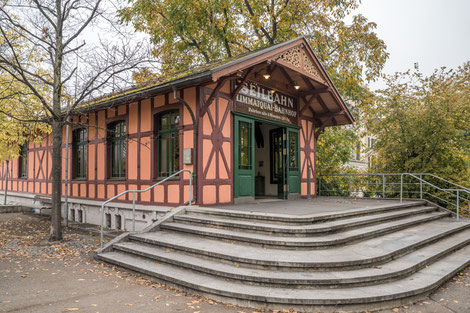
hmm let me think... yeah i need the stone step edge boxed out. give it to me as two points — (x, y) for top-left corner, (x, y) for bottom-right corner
(186, 201), (428, 223)
(160, 212), (450, 247)
(174, 206), (438, 234)
(128, 223), (470, 268)
(112, 233), (470, 286)
(96, 245), (470, 305)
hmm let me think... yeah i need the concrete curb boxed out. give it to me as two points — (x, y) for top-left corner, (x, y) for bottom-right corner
(0, 205), (32, 214)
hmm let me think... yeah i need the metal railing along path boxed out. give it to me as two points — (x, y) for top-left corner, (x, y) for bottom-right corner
(318, 173), (470, 221)
(100, 169), (193, 247)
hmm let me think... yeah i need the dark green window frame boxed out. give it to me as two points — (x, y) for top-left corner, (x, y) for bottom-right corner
(238, 121), (252, 170)
(108, 120), (126, 179)
(156, 110), (180, 178)
(73, 128), (87, 179)
(19, 144), (28, 178)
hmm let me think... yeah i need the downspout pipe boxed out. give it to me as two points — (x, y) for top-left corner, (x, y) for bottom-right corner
(172, 86), (197, 205)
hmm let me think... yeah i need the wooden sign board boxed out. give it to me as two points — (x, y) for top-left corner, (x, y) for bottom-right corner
(234, 81), (298, 125)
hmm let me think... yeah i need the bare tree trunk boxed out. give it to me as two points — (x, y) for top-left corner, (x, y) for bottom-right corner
(50, 120), (63, 241)
(3, 159), (8, 205)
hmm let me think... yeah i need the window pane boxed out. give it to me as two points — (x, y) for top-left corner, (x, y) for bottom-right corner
(172, 133), (179, 173)
(289, 132), (298, 170)
(73, 128), (87, 178)
(109, 121), (126, 178)
(239, 122), (251, 169)
(156, 110), (180, 178)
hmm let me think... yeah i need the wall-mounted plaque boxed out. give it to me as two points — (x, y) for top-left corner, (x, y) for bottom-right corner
(234, 81), (298, 125)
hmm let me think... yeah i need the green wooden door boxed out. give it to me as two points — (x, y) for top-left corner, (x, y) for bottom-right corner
(234, 116), (255, 199)
(287, 128), (301, 196)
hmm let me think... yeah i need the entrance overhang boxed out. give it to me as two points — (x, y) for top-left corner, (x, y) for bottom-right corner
(208, 37), (355, 132)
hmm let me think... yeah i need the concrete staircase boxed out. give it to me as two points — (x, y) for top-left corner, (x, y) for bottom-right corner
(95, 200), (470, 312)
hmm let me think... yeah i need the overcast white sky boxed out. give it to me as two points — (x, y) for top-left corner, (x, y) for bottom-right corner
(350, 0), (470, 89)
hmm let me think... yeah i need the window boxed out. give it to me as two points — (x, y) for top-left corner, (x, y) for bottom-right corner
(355, 143), (361, 161)
(239, 121), (252, 170)
(108, 121), (126, 179)
(73, 128), (87, 179)
(288, 131), (298, 171)
(19, 144), (28, 178)
(156, 110), (180, 178)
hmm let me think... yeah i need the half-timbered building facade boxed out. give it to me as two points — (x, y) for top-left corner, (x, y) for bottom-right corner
(0, 37), (354, 229)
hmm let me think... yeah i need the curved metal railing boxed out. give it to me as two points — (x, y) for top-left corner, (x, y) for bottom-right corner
(318, 173), (470, 220)
(100, 169), (193, 247)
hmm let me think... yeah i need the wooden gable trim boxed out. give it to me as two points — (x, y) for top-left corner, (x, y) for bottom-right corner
(271, 45), (328, 86)
(210, 39), (303, 81)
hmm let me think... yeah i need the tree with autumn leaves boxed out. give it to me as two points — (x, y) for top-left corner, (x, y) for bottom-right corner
(361, 63), (470, 187)
(0, 0), (150, 241)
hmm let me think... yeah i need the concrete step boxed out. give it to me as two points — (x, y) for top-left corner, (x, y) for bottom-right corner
(130, 218), (470, 269)
(113, 228), (470, 287)
(174, 206), (438, 236)
(160, 211), (450, 248)
(97, 243), (470, 309)
(185, 200), (427, 224)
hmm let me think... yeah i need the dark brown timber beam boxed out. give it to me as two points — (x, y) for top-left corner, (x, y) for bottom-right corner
(231, 67), (255, 100)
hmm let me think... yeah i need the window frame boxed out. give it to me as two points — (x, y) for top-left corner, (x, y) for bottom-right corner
(155, 109), (181, 179)
(72, 127), (88, 179)
(238, 121), (252, 170)
(107, 120), (127, 179)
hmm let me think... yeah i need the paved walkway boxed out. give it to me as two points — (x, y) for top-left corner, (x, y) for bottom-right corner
(1, 213), (469, 313)
(210, 197), (412, 215)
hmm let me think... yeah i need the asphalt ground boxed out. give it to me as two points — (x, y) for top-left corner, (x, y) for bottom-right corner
(1, 213), (469, 313)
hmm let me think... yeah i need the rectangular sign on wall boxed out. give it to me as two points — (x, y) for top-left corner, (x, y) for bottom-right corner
(234, 81), (298, 125)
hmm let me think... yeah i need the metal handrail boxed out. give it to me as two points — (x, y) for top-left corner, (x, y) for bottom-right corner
(418, 173), (470, 193)
(318, 172), (469, 221)
(320, 172), (470, 193)
(100, 169), (193, 247)
(400, 173), (469, 220)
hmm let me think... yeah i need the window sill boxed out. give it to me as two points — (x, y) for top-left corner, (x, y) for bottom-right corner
(107, 177), (126, 181)
(153, 175), (180, 181)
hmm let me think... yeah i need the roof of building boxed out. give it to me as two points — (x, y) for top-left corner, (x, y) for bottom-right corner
(76, 37), (354, 126)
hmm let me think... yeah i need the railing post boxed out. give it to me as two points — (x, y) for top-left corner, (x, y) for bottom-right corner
(100, 204), (105, 247)
(419, 174), (423, 200)
(456, 190), (460, 221)
(349, 175), (352, 197)
(132, 191), (136, 231)
(400, 174), (403, 202)
(382, 175), (385, 198)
